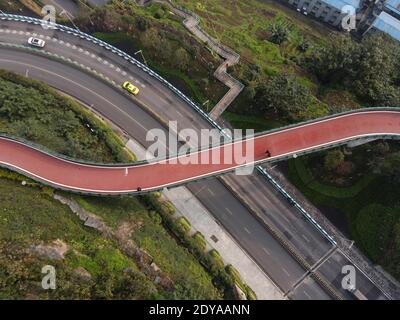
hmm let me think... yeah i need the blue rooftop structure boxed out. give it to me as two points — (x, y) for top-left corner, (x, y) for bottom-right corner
(323, 0), (361, 11)
(385, 0), (400, 16)
(373, 11), (400, 41)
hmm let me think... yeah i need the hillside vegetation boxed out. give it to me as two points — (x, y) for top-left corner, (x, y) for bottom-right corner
(0, 71), (225, 299)
(0, 70), (133, 163)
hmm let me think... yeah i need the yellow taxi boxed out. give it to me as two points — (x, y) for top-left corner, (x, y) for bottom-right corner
(122, 81), (140, 95)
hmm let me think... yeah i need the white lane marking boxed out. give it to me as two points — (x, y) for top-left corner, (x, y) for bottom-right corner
(282, 267), (290, 277)
(302, 234), (310, 243)
(262, 247), (270, 255)
(303, 290), (312, 299)
(225, 207), (233, 216)
(244, 227), (251, 234)
(176, 110), (183, 117)
(208, 188), (215, 196)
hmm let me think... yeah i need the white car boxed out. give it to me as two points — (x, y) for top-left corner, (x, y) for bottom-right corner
(28, 37), (46, 48)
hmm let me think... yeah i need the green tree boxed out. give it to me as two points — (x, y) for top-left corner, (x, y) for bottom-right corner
(267, 22), (290, 45)
(174, 47), (191, 72)
(369, 151), (400, 184)
(254, 73), (312, 120)
(324, 149), (345, 171)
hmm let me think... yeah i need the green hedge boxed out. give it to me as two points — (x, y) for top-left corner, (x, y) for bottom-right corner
(209, 249), (225, 268)
(226, 265), (257, 300)
(141, 194), (236, 297)
(193, 232), (207, 250)
(178, 217), (191, 233)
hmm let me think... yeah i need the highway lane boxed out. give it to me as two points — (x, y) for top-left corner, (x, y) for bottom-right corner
(0, 20), (215, 141)
(0, 47), (330, 298)
(188, 179), (308, 293)
(222, 172), (332, 264)
(316, 250), (388, 300)
(0, 19), (392, 299)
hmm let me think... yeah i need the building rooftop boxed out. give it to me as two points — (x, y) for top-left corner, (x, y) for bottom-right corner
(373, 11), (400, 41)
(323, 0), (361, 11)
(385, 0), (400, 16)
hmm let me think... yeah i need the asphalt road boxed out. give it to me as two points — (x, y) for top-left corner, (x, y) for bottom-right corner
(0, 19), (391, 299)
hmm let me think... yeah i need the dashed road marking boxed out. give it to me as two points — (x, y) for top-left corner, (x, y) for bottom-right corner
(244, 227), (251, 234)
(303, 290), (312, 299)
(282, 267), (291, 277)
(262, 247), (270, 255)
(225, 207), (233, 216)
(302, 234), (310, 243)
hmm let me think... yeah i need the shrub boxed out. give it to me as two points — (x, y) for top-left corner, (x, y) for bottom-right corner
(178, 216), (191, 233)
(141, 194), (238, 297)
(209, 249), (225, 268)
(193, 232), (207, 250)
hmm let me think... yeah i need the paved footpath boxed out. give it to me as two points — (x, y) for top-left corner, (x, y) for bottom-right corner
(126, 139), (285, 300)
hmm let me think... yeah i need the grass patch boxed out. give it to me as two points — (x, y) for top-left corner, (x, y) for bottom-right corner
(71, 194), (221, 299)
(223, 111), (283, 132)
